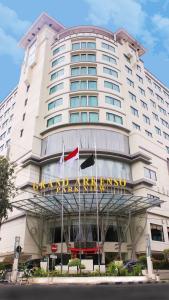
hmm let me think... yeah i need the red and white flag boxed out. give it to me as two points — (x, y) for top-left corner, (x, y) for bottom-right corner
(64, 147), (79, 163)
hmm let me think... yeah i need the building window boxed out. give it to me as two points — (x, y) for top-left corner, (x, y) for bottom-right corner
(24, 99), (28, 106)
(129, 92), (136, 102)
(138, 86), (145, 96)
(163, 132), (169, 140)
(155, 126), (161, 135)
(150, 224), (164, 242)
(105, 96), (121, 108)
(71, 66), (96, 76)
(101, 42), (115, 52)
(103, 67), (118, 78)
(20, 129), (24, 137)
(144, 167), (157, 181)
(156, 94), (164, 104)
(146, 76), (151, 84)
(148, 87), (154, 96)
(48, 98), (63, 110)
(5, 139), (10, 148)
(158, 105), (167, 115)
(70, 111), (99, 123)
(136, 74), (143, 84)
(161, 118), (169, 128)
(72, 42), (96, 50)
(52, 56), (64, 67)
(22, 113), (26, 121)
(124, 54), (131, 63)
(70, 80), (97, 91)
(49, 82), (64, 94)
(166, 146), (169, 154)
(71, 53), (96, 63)
(145, 130), (152, 137)
(47, 114), (62, 127)
(26, 85), (30, 92)
(132, 122), (140, 130)
(104, 81), (120, 92)
(131, 106), (139, 117)
(127, 78), (134, 87)
(137, 65), (141, 72)
(150, 99), (156, 108)
(53, 44), (65, 56)
(143, 114), (150, 124)
(167, 228), (169, 240)
(7, 127), (11, 134)
(102, 54), (117, 65)
(140, 100), (148, 110)
(106, 112), (123, 125)
(125, 65), (132, 75)
(154, 82), (161, 92)
(152, 112), (159, 121)
(51, 69), (64, 80)
(70, 96), (98, 108)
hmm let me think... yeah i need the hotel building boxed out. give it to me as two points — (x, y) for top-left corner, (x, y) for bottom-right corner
(0, 13), (169, 265)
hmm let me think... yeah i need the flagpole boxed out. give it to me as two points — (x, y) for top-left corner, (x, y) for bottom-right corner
(77, 146), (82, 271)
(95, 142), (100, 273)
(61, 143), (64, 274)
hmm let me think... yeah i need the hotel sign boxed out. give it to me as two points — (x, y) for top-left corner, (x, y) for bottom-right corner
(33, 177), (126, 193)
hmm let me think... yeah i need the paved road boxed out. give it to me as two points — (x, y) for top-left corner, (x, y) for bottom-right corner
(1, 283), (169, 300)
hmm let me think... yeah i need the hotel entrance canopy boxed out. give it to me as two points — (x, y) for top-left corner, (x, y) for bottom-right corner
(12, 192), (163, 218)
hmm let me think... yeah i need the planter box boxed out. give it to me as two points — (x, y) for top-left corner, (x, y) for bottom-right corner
(29, 276), (148, 285)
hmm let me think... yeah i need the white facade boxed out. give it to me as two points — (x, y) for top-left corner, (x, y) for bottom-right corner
(0, 13), (169, 262)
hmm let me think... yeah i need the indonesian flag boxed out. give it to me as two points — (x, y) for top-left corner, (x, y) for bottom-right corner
(64, 147), (79, 163)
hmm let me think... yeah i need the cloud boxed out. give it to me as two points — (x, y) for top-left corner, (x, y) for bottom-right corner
(0, 3), (30, 63)
(0, 28), (24, 63)
(152, 14), (169, 54)
(0, 3), (30, 37)
(85, 0), (157, 49)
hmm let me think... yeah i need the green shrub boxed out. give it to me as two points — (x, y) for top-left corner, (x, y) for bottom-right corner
(131, 264), (142, 276)
(107, 261), (118, 276)
(68, 258), (81, 267)
(32, 268), (48, 277)
(138, 255), (147, 268)
(153, 259), (169, 270)
(0, 263), (5, 271)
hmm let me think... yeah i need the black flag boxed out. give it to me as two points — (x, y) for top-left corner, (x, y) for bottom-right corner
(80, 154), (95, 169)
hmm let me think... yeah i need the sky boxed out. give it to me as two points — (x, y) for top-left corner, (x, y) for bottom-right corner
(1, 0), (169, 100)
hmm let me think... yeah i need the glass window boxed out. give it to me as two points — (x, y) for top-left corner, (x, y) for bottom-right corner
(70, 81), (79, 91)
(88, 96), (98, 107)
(102, 54), (117, 65)
(81, 67), (87, 75)
(155, 126), (161, 135)
(103, 67), (118, 78)
(53, 44), (65, 56)
(88, 81), (97, 90)
(81, 112), (87, 122)
(50, 69), (64, 80)
(87, 42), (96, 49)
(47, 114), (62, 127)
(72, 43), (80, 50)
(145, 130), (152, 138)
(71, 67), (80, 76)
(106, 112), (123, 125)
(129, 92), (136, 102)
(81, 96), (87, 106)
(143, 114), (150, 124)
(125, 65), (132, 75)
(52, 56), (64, 67)
(127, 78), (134, 87)
(71, 55), (80, 62)
(49, 83), (63, 94)
(70, 113), (79, 123)
(144, 167), (157, 181)
(48, 98), (63, 110)
(89, 112), (99, 122)
(87, 54), (96, 62)
(102, 42), (115, 52)
(132, 122), (140, 130)
(105, 96), (121, 108)
(88, 67), (96, 75)
(131, 106), (139, 117)
(70, 96), (80, 108)
(151, 224), (164, 242)
(104, 81), (120, 92)
(81, 81), (87, 90)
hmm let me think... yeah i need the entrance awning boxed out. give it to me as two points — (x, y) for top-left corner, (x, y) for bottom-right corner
(12, 192), (163, 217)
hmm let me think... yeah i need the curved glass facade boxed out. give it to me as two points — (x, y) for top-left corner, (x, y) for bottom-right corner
(41, 158), (131, 181)
(41, 128), (129, 157)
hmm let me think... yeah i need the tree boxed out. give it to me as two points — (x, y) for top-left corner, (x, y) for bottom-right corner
(0, 156), (16, 227)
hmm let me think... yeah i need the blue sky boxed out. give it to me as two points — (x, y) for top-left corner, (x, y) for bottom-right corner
(1, 0), (169, 100)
